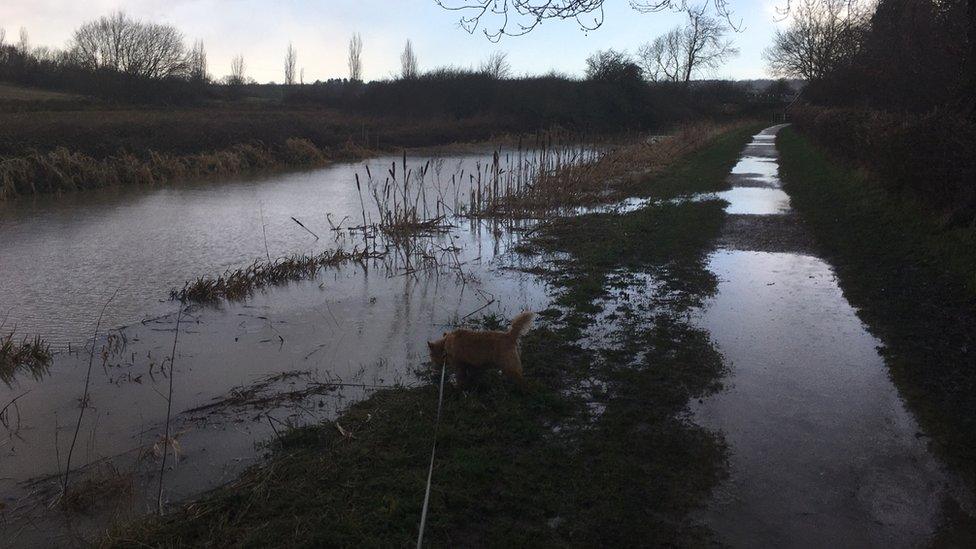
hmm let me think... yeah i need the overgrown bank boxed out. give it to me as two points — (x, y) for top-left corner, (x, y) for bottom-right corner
(0, 107), (524, 200)
(778, 127), (976, 483)
(104, 124), (760, 546)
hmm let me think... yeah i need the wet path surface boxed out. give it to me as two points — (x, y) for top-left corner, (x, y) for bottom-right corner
(692, 125), (973, 546)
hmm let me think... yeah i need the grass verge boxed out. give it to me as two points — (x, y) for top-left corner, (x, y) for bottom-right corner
(778, 127), (976, 483)
(104, 123), (758, 546)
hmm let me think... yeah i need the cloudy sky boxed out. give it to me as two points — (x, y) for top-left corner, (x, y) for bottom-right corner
(1, 1), (786, 83)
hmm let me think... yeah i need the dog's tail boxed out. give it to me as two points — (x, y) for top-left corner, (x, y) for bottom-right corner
(507, 311), (535, 339)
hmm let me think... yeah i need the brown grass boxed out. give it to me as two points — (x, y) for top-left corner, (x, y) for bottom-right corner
(460, 121), (752, 217)
(171, 248), (383, 303)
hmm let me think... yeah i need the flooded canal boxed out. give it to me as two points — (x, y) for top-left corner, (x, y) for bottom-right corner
(0, 149), (558, 545)
(0, 147), (573, 345)
(693, 125), (974, 546)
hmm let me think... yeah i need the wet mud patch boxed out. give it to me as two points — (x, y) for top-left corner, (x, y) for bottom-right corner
(716, 213), (818, 254)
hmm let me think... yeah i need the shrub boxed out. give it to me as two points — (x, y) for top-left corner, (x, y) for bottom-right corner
(790, 104), (976, 224)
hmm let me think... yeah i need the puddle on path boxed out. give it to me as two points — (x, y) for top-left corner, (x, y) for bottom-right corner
(713, 187), (791, 215)
(692, 125), (974, 547)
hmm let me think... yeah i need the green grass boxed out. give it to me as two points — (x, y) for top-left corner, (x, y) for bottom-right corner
(631, 123), (762, 199)
(105, 122), (758, 547)
(778, 127), (976, 483)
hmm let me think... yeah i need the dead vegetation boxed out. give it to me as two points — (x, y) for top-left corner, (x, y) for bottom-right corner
(170, 247), (383, 303)
(56, 465), (136, 514)
(478, 121), (751, 215)
(182, 370), (343, 415)
(0, 332), (52, 386)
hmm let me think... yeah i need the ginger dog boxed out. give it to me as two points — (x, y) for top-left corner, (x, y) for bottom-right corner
(427, 312), (534, 388)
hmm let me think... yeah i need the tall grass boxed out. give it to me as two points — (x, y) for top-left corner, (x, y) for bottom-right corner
(359, 122), (747, 224)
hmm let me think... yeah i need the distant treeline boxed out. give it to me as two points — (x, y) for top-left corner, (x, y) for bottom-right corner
(0, 44), (779, 130)
(0, 8), (789, 130)
(279, 74), (775, 130)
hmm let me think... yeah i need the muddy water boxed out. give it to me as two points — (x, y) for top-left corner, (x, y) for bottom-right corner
(0, 152), (554, 545)
(693, 126), (973, 546)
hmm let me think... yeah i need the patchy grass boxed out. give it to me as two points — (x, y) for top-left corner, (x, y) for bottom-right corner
(105, 122), (753, 546)
(1, 332), (52, 386)
(778, 127), (976, 483)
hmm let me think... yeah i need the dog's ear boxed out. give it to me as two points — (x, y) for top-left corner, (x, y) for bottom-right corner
(427, 341), (434, 350)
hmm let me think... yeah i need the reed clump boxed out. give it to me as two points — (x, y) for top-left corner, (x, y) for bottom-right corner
(0, 332), (52, 386)
(171, 248), (382, 303)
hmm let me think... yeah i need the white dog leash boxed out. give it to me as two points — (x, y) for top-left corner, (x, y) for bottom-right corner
(416, 359), (447, 548)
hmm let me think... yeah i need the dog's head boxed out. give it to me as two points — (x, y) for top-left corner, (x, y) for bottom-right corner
(427, 336), (446, 367)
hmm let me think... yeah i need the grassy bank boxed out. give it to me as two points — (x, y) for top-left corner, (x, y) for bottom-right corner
(778, 127), (976, 482)
(104, 124), (759, 546)
(0, 107), (529, 200)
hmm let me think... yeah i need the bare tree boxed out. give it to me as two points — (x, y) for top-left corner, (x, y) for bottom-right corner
(677, 6), (738, 83)
(17, 27), (29, 52)
(763, 0), (869, 80)
(636, 5), (737, 85)
(0, 27), (6, 48)
(479, 51), (511, 78)
(400, 39), (418, 79)
(71, 12), (190, 79)
(436, 0), (739, 41)
(284, 42), (297, 85)
(227, 54), (247, 85)
(348, 32), (363, 81)
(637, 31), (682, 81)
(188, 40), (208, 81)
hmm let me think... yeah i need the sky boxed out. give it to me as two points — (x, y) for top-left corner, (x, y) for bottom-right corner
(0, 1), (788, 83)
